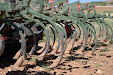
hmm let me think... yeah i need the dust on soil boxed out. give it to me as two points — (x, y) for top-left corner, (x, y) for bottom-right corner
(0, 40), (113, 75)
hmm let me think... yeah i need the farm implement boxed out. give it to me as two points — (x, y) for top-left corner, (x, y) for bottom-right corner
(0, 0), (113, 71)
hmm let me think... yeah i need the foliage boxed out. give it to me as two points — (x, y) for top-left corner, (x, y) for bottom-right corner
(91, 1), (107, 6)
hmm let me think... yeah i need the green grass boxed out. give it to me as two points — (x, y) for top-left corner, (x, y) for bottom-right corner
(101, 48), (111, 52)
(91, 1), (107, 6)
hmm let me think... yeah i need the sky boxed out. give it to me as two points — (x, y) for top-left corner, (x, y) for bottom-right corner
(69, 0), (107, 3)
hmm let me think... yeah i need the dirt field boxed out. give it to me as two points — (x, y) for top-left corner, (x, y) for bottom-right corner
(84, 6), (113, 14)
(0, 40), (113, 75)
(95, 6), (113, 13)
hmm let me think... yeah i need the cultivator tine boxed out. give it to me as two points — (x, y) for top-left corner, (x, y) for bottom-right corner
(76, 24), (82, 41)
(57, 23), (67, 49)
(99, 19), (113, 43)
(49, 26), (56, 48)
(101, 23), (104, 37)
(20, 12), (50, 57)
(13, 49), (21, 60)
(89, 20), (101, 38)
(24, 25), (37, 55)
(71, 30), (77, 50)
(47, 31), (65, 68)
(12, 56), (24, 70)
(0, 34), (5, 56)
(85, 22), (96, 44)
(0, 23), (5, 56)
(0, 23), (5, 31)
